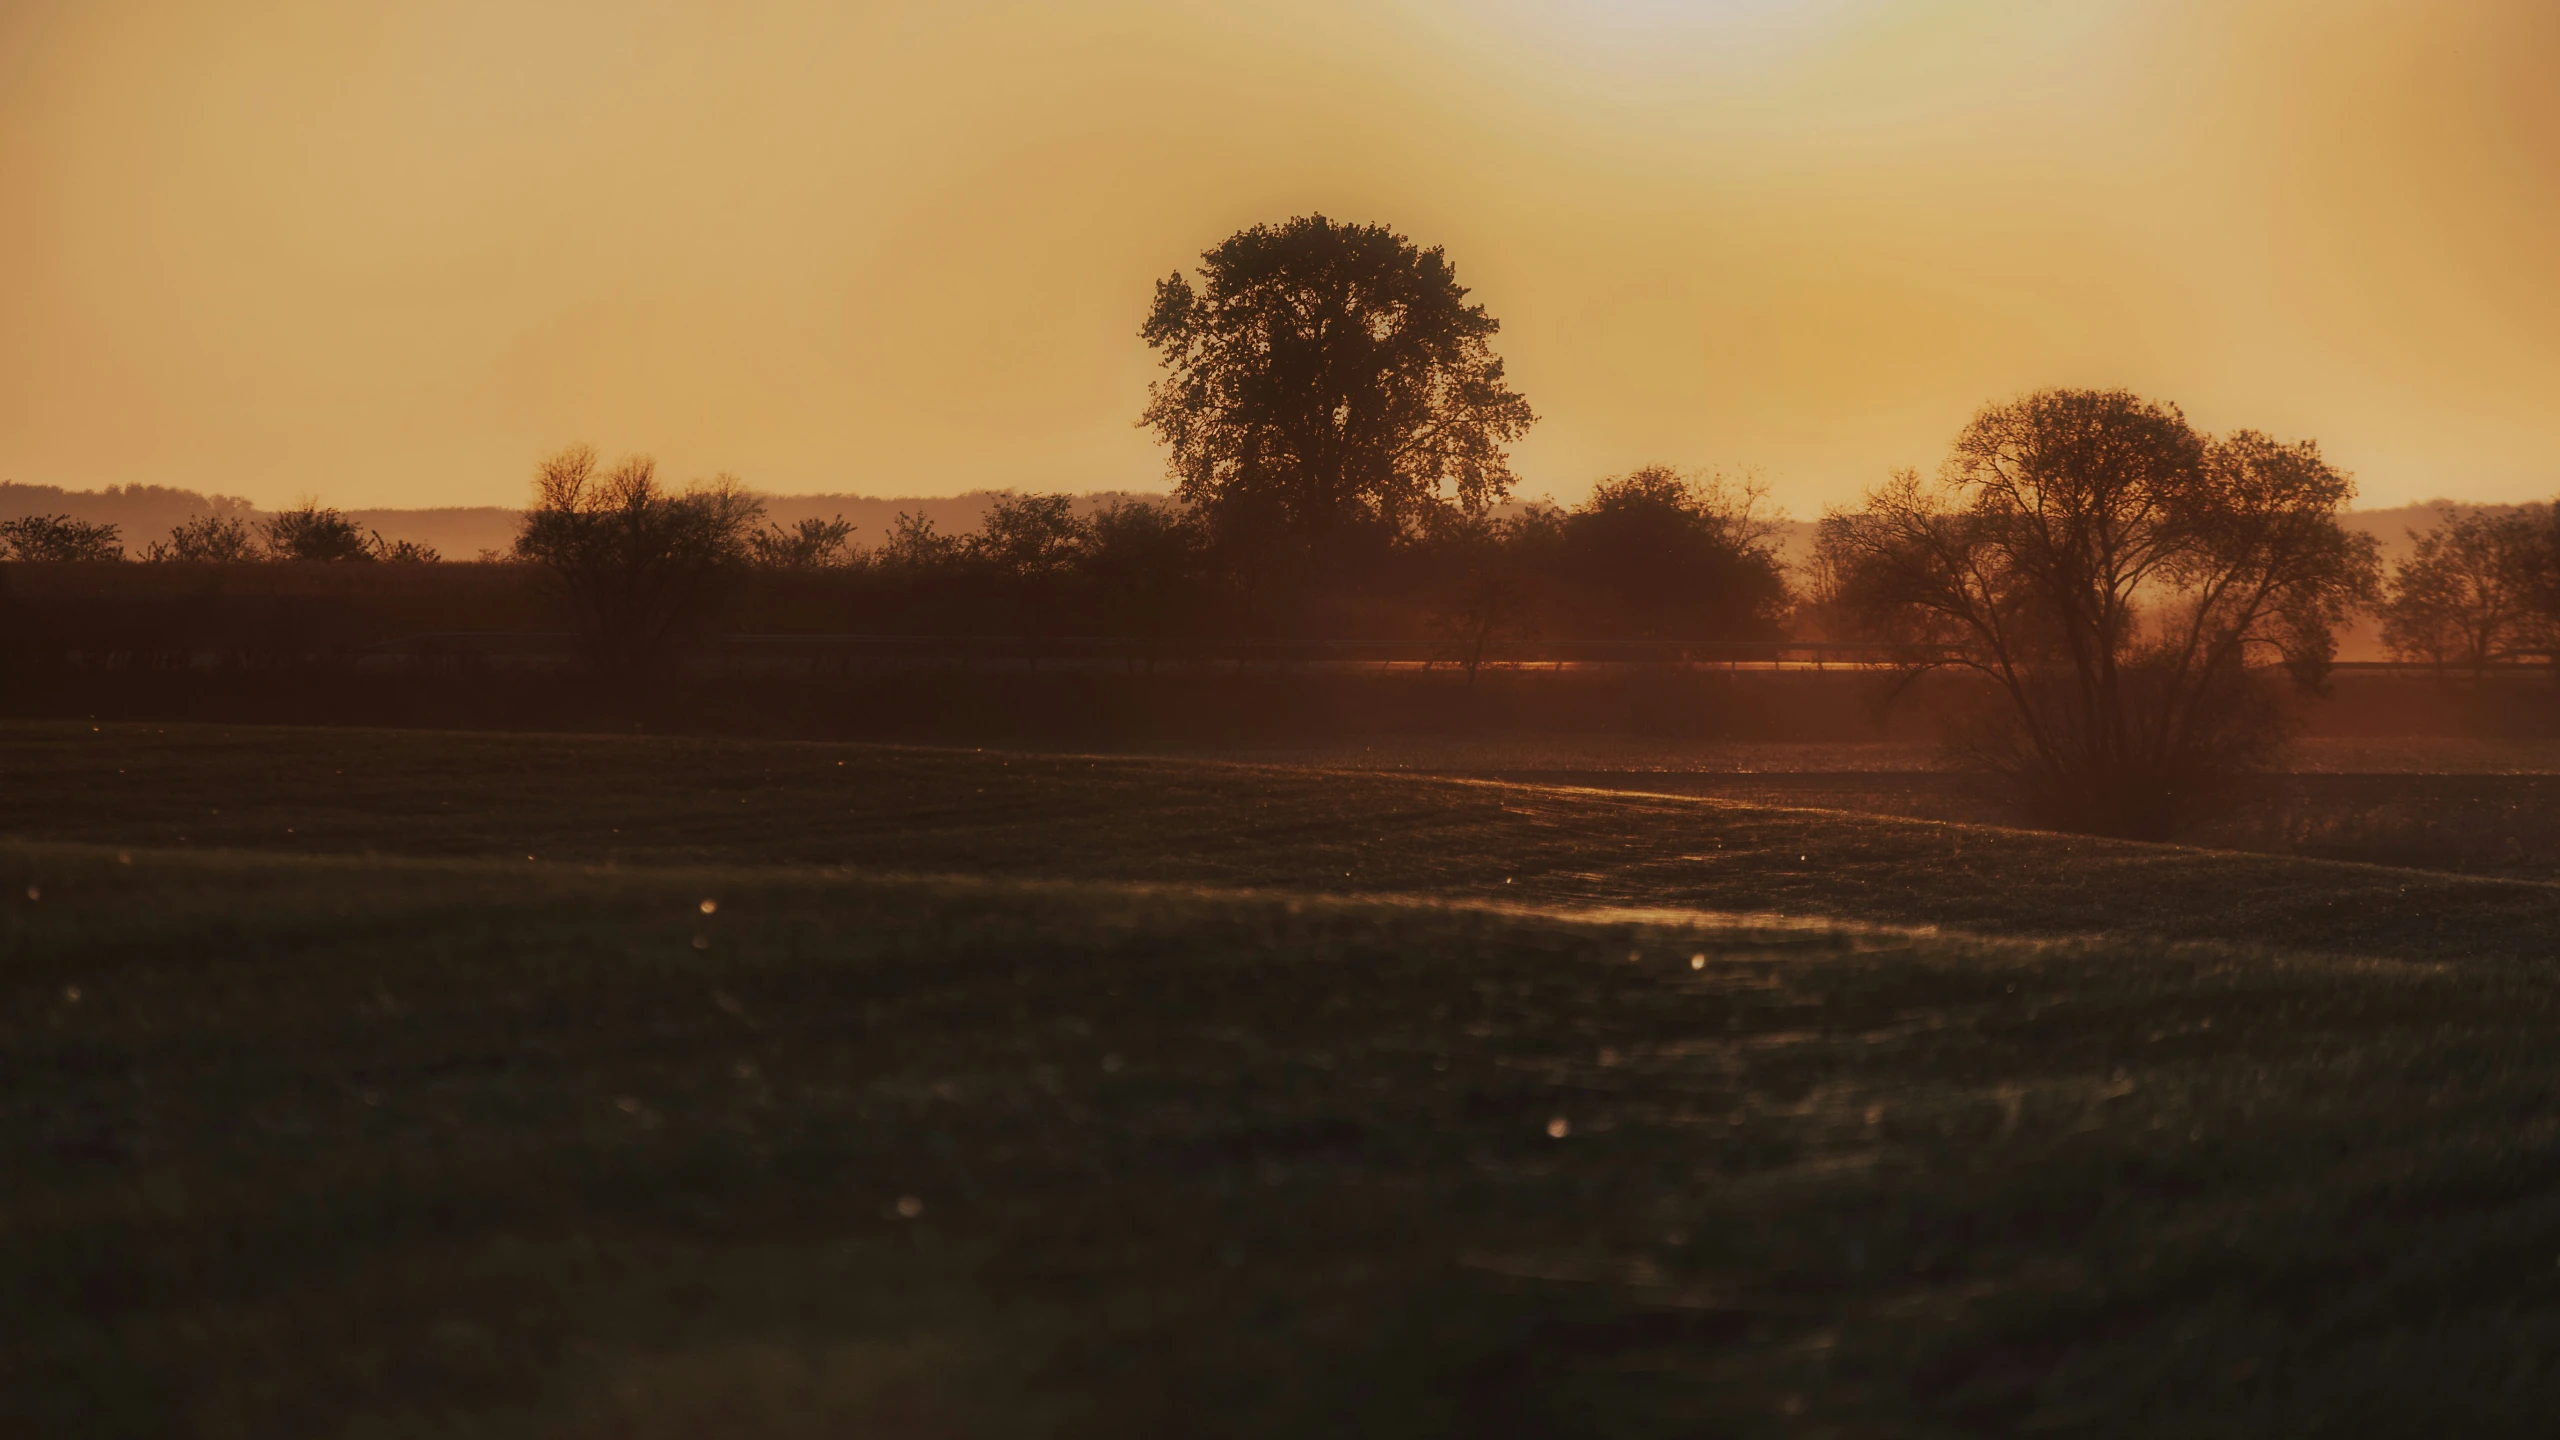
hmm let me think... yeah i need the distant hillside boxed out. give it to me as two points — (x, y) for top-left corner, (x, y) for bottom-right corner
(2343, 502), (2539, 555)
(756, 490), (1165, 542)
(0, 484), (1168, 559)
(0, 483), (256, 546)
(334, 507), (521, 559)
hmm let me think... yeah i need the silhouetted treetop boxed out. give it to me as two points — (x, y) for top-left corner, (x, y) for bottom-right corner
(1140, 215), (1535, 550)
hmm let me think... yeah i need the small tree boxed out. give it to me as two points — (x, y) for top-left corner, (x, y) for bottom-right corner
(1423, 506), (1538, 681)
(263, 503), (378, 562)
(260, 503), (438, 562)
(968, 493), (1090, 655)
(1085, 498), (1207, 671)
(749, 516), (858, 570)
(0, 514), (123, 561)
(2383, 505), (2549, 674)
(1818, 389), (2378, 839)
(969, 494), (1088, 579)
(2529, 506), (2560, 667)
(377, 536), (440, 563)
(874, 511), (964, 573)
(1557, 466), (1789, 641)
(145, 514), (259, 562)
(512, 445), (763, 673)
(1140, 215), (1536, 554)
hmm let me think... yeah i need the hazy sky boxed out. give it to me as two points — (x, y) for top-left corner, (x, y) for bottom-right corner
(3, 0), (2554, 512)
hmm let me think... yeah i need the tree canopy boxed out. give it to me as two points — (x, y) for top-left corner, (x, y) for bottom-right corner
(1139, 215), (1534, 552)
(2382, 505), (2552, 673)
(1553, 465), (1789, 641)
(1817, 388), (2378, 838)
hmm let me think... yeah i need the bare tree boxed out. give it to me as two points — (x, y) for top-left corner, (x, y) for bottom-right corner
(1817, 389), (2378, 838)
(512, 445), (763, 674)
(2383, 505), (2549, 674)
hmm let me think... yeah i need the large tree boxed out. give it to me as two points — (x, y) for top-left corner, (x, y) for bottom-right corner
(1817, 389), (2378, 838)
(1139, 215), (1535, 552)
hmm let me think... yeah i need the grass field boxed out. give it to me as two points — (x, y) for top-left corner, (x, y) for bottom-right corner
(1447, 769), (2560, 884)
(1205, 735), (2560, 883)
(11, 721), (2560, 1435)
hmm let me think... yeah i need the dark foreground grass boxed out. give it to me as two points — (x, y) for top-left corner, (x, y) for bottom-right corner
(4, 722), (2557, 966)
(13, 839), (2560, 1437)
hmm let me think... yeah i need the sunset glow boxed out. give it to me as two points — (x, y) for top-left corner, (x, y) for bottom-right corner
(4, 0), (2553, 510)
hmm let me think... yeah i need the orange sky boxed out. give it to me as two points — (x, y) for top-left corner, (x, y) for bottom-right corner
(3, 0), (2554, 513)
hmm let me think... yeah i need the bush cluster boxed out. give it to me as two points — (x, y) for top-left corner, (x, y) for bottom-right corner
(2, 504), (442, 564)
(502, 447), (1793, 674)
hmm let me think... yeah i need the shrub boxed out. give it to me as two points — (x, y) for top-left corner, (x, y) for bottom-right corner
(145, 514), (260, 563)
(748, 516), (858, 570)
(512, 445), (763, 673)
(262, 503), (381, 562)
(1, 514), (123, 561)
(875, 511), (964, 573)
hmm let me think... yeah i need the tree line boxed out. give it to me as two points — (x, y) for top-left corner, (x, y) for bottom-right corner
(501, 443), (1792, 675)
(9, 469), (2553, 690)
(9, 213), (2558, 836)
